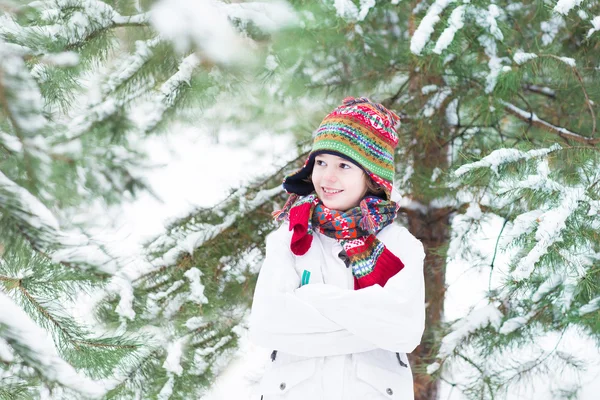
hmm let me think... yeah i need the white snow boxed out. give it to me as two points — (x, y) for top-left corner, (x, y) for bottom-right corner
(163, 336), (189, 376)
(157, 375), (175, 400)
(541, 14), (566, 46)
(438, 304), (503, 357)
(422, 87), (452, 117)
(150, 0), (248, 63)
(421, 84), (439, 94)
(40, 51), (80, 66)
(532, 273), (565, 303)
(553, 0), (585, 15)
(0, 337), (15, 362)
(513, 51), (538, 65)
(559, 56), (576, 67)
(427, 361), (440, 374)
(184, 267), (209, 305)
(222, 1), (297, 32)
(410, 0), (456, 55)
(0, 292), (106, 398)
(0, 170), (60, 235)
(433, 5), (465, 54)
(587, 16), (600, 38)
(579, 296), (600, 316)
(513, 187), (586, 281)
(454, 143), (562, 176)
(333, 0), (359, 21)
(499, 312), (535, 335)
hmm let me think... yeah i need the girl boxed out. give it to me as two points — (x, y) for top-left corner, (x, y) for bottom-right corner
(249, 97), (426, 400)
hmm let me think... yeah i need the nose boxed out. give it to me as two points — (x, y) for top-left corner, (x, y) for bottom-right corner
(322, 166), (338, 183)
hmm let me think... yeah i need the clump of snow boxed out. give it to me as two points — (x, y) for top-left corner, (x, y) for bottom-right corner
(586, 16), (600, 38)
(0, 170), (59, 235)
(411, 0), (456, 55)
(553, 0), (585, 15)
(558, 57), (576, 67)
(113, 276), (136, 320)
(422, 87), (452, 117)
(184, 267), (209, 304)
(186, 316), (208, 331)
(512, 186), (586, 281)
(40, 51), (79, 66)
(150, 0), (250, 64)
(513, 51), (538, 65)
(532, 273), (565, 303)
(433, 5), (465, 54)
(333, 0), (377, 21)
(579, 296), (600, 316)
(222, 1), (298, 32)
(163, 336), (189, 376)
(478, 4), (504, 41)
(157, 375), (175, 400)
(499, 312), (535, 334)
(0, 337), (15, 362)
(427, 361), (441, 374)
(422, 84), (439, 94)
(265, 54), (278, 71)
(0, 292), (105, 398)
(438, 304), (503, 357)
(150, 0), (296, 64)
(541, 14), (566, 46)
(454, 143), (562, 176)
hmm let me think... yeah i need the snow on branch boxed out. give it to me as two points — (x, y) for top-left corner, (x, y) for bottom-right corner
(411, 0), (456, 55)
(586, 16), (600, 38)
(579, 296), (600, 315)
(437, 304), (503, 358)
(454, 144), (562, 177)
(433, 5), (465, 54)
(553, 0), (585, 15)
(150, 0), (296, 64)
(0, 41), (48, 136)
(500, 101), (600, 145)
(137, 185), (282, 281)
(0, 291), (106, 398)
(140, 53), (201, 134)
(26, 0), (150, 47)
(101, 36), (162, 96)
(0, 170), (61, 243)
(0, 170), (120, 274)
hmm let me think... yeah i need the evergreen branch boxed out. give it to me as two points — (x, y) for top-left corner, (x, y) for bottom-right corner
(0, 291), (105, 398)
(542, 54), (596, 137)
(500, 101), (600, 145)
(455, 352), (495, 398)
(489, 218), (509, 291)
(522, 84), (556, 99)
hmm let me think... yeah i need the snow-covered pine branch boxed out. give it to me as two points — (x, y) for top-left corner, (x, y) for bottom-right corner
(0, 291), (106, 399)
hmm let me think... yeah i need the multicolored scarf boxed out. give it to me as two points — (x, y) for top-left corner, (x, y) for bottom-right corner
(273, 193), (405, 290)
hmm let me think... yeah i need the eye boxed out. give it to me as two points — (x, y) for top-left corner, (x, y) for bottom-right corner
(340, 163), (351, 169)
(315, 160), (325, 166)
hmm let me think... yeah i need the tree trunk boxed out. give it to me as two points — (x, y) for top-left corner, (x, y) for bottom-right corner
(407, 203), (450, 400)
(401, 68), (452, 399)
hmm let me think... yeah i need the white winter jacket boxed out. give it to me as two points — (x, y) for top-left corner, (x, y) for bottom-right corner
(248, 219), (426, 400)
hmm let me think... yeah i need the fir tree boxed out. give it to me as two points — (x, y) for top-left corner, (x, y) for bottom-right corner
(149, 1), (599, 399)
(0, 0), (294, 398)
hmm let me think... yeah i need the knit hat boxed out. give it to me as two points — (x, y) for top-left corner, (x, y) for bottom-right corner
(282, 96), (401, 202)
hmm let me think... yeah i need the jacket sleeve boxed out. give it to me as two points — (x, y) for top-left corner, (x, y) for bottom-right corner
(248, 223), (378, 357)
(293, 224), (426, 353)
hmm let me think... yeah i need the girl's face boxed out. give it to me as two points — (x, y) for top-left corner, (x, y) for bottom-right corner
(311, 153), (368, 212)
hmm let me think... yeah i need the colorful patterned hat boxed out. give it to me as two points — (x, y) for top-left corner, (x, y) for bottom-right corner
(282, 96), (401, 201)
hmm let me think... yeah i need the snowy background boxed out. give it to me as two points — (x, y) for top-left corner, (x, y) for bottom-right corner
(83, 123), (600, 399)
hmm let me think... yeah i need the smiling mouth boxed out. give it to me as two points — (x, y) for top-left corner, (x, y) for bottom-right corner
(322, 187), (343, 194)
